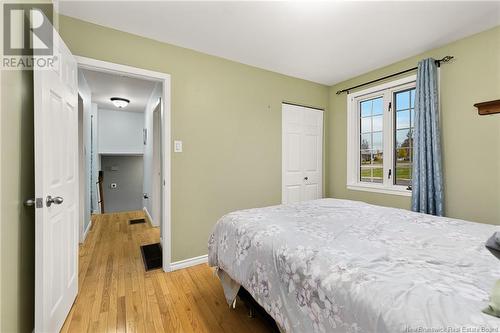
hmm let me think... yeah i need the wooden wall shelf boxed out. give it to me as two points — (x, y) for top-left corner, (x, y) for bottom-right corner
(474, 99), (500, 115)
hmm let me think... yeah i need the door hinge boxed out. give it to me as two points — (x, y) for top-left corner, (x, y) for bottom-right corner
(388, 102), (392, 112)
(388, 169), (392, 179)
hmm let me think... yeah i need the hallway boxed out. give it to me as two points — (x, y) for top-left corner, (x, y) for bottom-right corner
(61, 211), (271, 332)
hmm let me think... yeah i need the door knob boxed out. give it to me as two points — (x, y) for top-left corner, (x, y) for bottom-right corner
(24, 198), (36, 207)
(24, 198), (42, 208)
(46, 195), (64, 207)
(304, 177), (309, 181)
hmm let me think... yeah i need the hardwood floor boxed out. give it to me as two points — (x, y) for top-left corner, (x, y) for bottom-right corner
(61, 211), (273, 333)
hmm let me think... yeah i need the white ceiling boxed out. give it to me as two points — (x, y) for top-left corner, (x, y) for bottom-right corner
(62, 1), (500, 85)
(80, 69), (157, 113)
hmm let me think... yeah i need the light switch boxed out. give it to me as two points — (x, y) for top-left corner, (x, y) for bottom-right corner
(174, 140), (183, 153)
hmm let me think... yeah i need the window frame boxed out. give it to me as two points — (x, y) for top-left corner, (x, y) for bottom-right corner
(346, 75), (416, 196)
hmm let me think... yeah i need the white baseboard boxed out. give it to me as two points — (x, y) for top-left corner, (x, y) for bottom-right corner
(170, 254), (208, 271)
(80, 220), (92, 243)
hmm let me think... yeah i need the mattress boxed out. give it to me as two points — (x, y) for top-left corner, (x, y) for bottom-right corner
(208, 198), (500, 332)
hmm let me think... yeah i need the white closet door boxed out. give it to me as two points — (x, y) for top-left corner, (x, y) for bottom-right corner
(282, 104), (323, 204)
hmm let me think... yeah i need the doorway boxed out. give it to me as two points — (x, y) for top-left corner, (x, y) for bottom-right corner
(76, 57), (172, 272)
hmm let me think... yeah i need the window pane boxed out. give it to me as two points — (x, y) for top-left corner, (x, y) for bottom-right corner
(360, 165), (383, 183)
(396, 129), (410, 148)
(361, 133), (371, 149)
(361, 117), (371, 133)
(372, 132), (383, 151)
(394, 87), (415, 187)
(395, 148), (411, 162)
(372, 115), (383, 132)
(395, 163), (412, 186)
(360, 166), (372, 182)
(373, 151), (383, 165)
(396, 110), (410, 129)
(372, 98), (383, 115)
(360, 150), (372, 165)
(361, 100), (372, 117)
(395, 148), (412, 185)
(396, 90), (410, 110)
(359, 96), (384, 184)
(372, 167), (383, 183)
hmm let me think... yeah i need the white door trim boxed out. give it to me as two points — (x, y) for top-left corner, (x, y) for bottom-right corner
(75, 56), (173, 272)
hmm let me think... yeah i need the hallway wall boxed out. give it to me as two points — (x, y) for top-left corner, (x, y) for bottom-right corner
(98, 109), (145, 154)
(77, 69), (93, 240)
(101, 155), (144, 213)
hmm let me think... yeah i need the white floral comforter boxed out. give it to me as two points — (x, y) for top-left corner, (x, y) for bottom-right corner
(208, 198), (500, 333)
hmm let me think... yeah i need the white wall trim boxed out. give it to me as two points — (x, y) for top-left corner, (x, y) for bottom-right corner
(99, 152), (144, 156)
(347, 184), (412, 196)
(80, 220), (92, 244)
(170, 254), (208, 271)
(143, 207), (154, 226)
(76, 56), (173, 272)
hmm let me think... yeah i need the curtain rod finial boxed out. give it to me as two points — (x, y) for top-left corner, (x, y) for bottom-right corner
(441, 56), (454, 63)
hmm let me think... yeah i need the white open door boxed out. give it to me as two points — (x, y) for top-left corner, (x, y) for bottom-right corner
(282, 103), (323, 204)
(33, 27), (79, 333)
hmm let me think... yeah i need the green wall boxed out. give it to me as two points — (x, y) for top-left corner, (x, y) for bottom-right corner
(0, 60), (36, 333)
(327, 26), (500, 224)
(58, 15), (329, 262)
(1, 0), (50, 330)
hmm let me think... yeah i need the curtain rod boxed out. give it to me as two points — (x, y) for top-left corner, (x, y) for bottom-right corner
(335, 56), (454, 95)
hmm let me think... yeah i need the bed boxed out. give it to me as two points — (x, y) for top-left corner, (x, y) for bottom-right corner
(208, 198), (500, 332)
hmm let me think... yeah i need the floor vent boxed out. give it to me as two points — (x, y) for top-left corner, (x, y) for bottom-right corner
(140, 243), (162, 271)
(129, 218), (146, 225)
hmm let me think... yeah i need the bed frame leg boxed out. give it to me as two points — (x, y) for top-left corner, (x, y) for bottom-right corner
(248, 307), (255, 318)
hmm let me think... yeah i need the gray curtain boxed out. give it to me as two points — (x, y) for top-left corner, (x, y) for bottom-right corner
(411, 58), (444, 216)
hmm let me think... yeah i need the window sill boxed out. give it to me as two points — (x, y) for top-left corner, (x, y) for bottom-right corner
(346, 183), (412, 197)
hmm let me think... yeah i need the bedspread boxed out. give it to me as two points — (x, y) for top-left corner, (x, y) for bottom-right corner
(208, 199), (500, 332)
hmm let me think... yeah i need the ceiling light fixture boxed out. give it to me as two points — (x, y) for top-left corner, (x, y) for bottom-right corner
(110, 97), (130, 108)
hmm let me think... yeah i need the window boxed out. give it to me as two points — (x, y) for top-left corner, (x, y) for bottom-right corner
(394, 89), (415, 186)
(347, 75), (416, 196)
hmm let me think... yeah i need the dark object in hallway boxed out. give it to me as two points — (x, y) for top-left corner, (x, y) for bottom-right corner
(129, 218), (146, 225)
(98, 170), (104, 213)
(140, 243), (162, 271)
(237, 287), (280, 332)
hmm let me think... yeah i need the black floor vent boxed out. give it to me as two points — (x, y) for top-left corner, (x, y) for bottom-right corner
(129, 218), (146, 225)
(140, 243), (162, 271)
